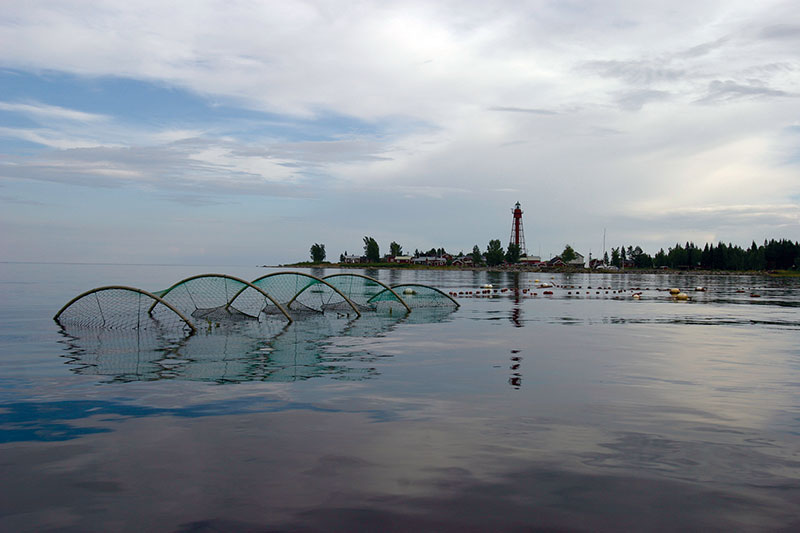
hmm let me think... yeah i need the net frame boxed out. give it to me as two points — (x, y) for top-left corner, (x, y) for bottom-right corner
(148, 273), (292, 324)
(323, 273), (412, 313)
(53, 285), (197, 333)
(227, 271), (361, 318)
(371, 283), (460, 309)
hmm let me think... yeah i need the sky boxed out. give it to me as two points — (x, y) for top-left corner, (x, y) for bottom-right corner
(1, 0), (798, 265)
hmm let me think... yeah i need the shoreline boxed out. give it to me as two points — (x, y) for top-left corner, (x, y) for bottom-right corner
(268, 263), (799, 277)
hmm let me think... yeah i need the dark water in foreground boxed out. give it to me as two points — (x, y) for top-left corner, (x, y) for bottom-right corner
(1, 263), (799, 531)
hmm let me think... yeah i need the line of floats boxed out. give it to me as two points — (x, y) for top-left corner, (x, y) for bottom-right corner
(446, 279), (764, 301)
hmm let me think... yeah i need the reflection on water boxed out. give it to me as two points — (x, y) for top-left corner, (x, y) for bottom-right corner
(57, 308), (457, 384)
(508, 350), (522, 389)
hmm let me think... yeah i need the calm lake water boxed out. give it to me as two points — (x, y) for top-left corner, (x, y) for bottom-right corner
(1, 263), (799, 531)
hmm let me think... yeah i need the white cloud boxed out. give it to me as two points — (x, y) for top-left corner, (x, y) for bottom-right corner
(0, 101), (109, 122)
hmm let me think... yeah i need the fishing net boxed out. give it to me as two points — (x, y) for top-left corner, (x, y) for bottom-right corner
(54, 287), (194, 331)
(373, 284), (459, 309)
(169, 321), (288, 382)
(152, 274), (290, 324)
(58, 327), (189, 381)
(323, 273), (410, 314)
(58, 320), (288, 383)
(55, 273), (456, 335)
(252, 314), (359, 381)
(238, 272), (360, 317)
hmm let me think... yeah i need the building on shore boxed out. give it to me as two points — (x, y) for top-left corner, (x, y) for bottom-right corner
(413, 256), (447, 266)
(342, 254), (363, 264)
(519, 255), (544, 266)
(567, 252), (585, 268)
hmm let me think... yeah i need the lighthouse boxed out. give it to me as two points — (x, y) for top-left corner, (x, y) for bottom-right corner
(509, 201), (527, 256)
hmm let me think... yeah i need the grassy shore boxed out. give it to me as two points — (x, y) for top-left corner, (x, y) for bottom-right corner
(768, 270), (800, 277)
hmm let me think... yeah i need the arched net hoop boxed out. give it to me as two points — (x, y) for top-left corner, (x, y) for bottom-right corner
(151, 274), (292, 324)
(229, 272), (361, 318)
(372, 284), (460, 309)
(54, 286), (196, 333)
(323, 273), (411, 314)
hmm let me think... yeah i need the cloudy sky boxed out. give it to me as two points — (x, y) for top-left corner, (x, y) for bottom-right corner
(1, 1), (798, 265)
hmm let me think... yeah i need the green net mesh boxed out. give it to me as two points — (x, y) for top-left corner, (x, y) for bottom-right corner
(55, 287), (193, 331)
(153, 274), (289, 324)
(55, 273), (457, 333)
(323, 273), (410, 314)
(58, 327), (192, 381)
(239, 272), (359, 317)
(57, 317), (381, 383)
(371, 284), (459, 309)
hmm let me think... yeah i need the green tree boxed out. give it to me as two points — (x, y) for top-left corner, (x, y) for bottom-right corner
(505, 243), (521, 264)
(654, 248), (667, 267)
(485, 239), (505, 266)
(631, 246), (653, 268)
(611, 247), (621, 267)
(309, 243), (326, 263)
(389, 241), (403, 257)
(363, 236), (380, 262)
(471, 245), (483, 265)
(603, 251), (609, 265)
(561, 245), (577, 263)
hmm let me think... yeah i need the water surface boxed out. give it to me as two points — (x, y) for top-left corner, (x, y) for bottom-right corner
(1, 263), (799, 531)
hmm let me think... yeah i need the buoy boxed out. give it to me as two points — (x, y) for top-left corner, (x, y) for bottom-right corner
(750, 293), (761, 298)
(695, 287), (706, 292)
(543, 291), (553, 295)
(669, 288), (680, 295)
(633, 294), (640, 299)
(675, 292), (689, 300)
(534, 279), (539, 283)
(403, 288), (417, 295)
(481, 284), (493, 289)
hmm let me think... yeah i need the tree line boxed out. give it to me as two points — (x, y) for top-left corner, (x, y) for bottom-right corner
(311, 237), (532, 267)
(605, 239), (800, 271)
(309, 237), (800, 271)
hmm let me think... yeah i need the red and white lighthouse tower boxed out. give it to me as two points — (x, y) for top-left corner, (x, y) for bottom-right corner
(509, 201), (526, 256)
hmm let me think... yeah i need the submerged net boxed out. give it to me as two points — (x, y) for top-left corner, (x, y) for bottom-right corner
(323, 274), (409, 314)
(58, 327), (189, 381)
(256, 314), (385, 382)
(58, 320), (288, 383)
(55, 287), (193, 331)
